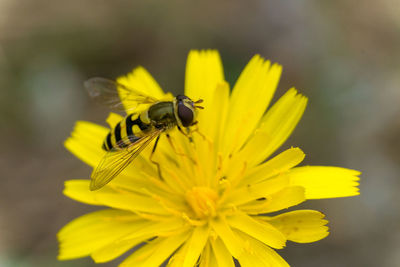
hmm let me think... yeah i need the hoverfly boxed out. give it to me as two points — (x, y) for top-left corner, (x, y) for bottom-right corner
(84, 77), (204, 190)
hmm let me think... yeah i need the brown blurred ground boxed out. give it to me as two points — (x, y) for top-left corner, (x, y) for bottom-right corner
(1, 0), (400, 266)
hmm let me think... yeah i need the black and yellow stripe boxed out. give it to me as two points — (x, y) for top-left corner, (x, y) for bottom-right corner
(102, 113), (152, 151)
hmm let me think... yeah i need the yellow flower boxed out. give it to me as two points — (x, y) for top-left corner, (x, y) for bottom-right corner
(58, 50), (360, 266)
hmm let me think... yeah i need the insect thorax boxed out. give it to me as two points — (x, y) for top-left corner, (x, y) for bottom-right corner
(147, 101), (176, 128)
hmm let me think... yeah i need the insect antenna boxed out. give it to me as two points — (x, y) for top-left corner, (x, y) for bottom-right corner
(194, 99), (204, 109)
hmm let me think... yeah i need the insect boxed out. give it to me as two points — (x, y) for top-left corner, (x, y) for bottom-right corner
(85, 77), (204, 191)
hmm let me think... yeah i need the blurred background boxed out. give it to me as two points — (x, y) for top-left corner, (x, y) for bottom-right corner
(0, 0), (399, 266)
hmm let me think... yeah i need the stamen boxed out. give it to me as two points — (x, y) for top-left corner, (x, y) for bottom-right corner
(145, 191), (183, 217)
(134, 212), (167, 221)
(185, 187), (219, 219)
(182, 213), (207, 226)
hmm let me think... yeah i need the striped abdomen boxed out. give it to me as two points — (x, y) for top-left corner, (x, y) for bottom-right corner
(102, 113), (152, 151)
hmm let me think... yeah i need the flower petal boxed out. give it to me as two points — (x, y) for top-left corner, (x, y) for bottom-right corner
(198, 243), (218, 267)
(184, 50), (227, 162)
(57, 209), (145, 260)
(239, 88), (307, 166)
(182, 225), (210, 267)
(120, 231), (190, 267)
(91, 238), (141, 263)
(224, 175), (290, 206)
(210, 81), (230, 149)
(167, 238), (190, 266)
(210, 216), (244, 259)
(241, 186), (305, 214)
(221, 56), (282, 157)
(211, 217), (287, 266)
(210, 238), (235, 267)
(121, 218), (189, 241)
(264, 210), (329, 243)
(93, 218), (190, 263)
(63, 180), (100, 205)
(168, 232), (213, 267)
(63, 180), (171, 215)
(64, 121), (108, 167)
(95, 191), (171, 215)
(263, 186), (305, 213)
(194, 81), (231, 187)
(197, 81), (230, 149)
(184, 50), (224, 107)
(235, 231), (290, 267)
(288, 166), (361, 199)
(241, 147), (305, 186)
(64, 177), (171, 206)
(228, 212), (286, 249)
(116, 66), (169, 113)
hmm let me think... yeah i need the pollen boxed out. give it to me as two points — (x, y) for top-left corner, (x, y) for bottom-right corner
(185, 186), (219, 219)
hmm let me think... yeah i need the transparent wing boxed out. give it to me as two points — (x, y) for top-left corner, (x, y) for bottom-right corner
(84, 77), (159, 112)
(90, 129), (163, 191)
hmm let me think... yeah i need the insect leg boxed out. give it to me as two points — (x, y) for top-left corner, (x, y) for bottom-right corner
(190, 124), (208, 141)
(149, 135), (163, 180)
(166, 134), (196, 164)
(177, 126), (193, 143)
(179, 124), (212, 148)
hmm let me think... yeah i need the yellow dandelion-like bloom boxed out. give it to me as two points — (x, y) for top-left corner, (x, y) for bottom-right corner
(58, 50), (360, 266)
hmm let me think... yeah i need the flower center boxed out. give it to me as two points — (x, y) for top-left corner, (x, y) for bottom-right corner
(185, 187), (219, 219)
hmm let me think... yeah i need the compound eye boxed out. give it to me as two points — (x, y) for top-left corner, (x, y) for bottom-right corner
(176, 95), (189, 101)
(177, 104), (194, 127)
